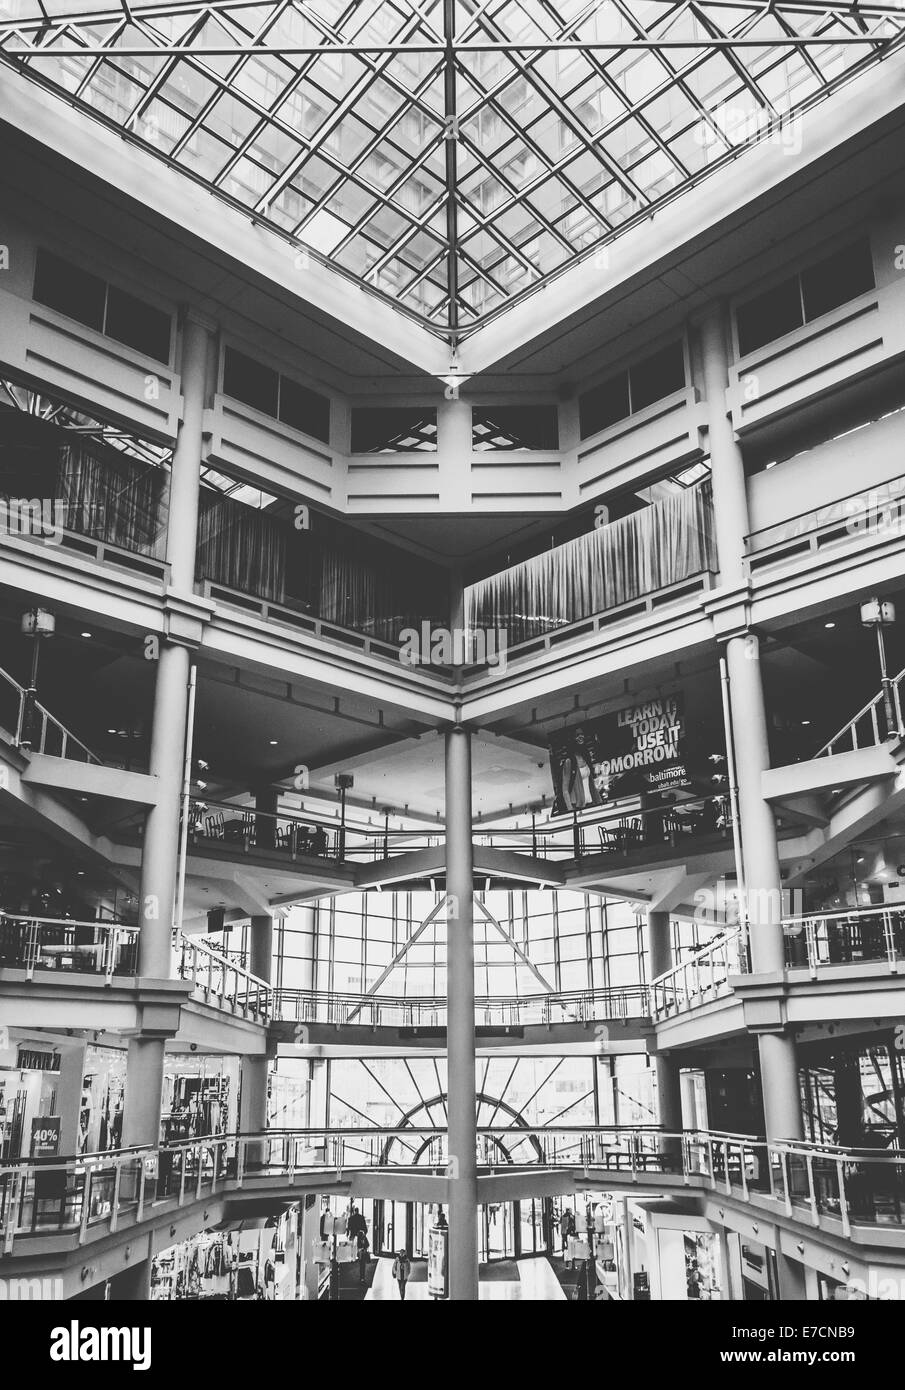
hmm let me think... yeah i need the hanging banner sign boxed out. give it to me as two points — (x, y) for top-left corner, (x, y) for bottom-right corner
(549, 693), (690, 814)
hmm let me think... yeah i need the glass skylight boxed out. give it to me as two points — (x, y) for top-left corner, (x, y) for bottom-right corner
(2, 0), (902, 344)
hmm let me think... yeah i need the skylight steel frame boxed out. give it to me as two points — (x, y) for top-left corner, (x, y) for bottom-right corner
(2, 0), (904, 346)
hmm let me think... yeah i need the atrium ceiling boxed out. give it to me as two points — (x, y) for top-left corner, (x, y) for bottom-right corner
(2, 0), (905, 354)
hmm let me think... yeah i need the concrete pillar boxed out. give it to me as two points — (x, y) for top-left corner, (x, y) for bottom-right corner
(647, 908), (672, 979)
(757, 1033), (803, 1141)
(57, 1040), (87, 1155)
(725, 633), (785, 971)
(254, 787), (279, 851)
(300, 1196), (323, 1300)
(444, 726), (479, 1301)
(239, 1055), (270, 1168)
(166, 315), (210, 592)
(110, 1259), (152, 1301)
(654, 1055), (683, 1140)
(138, 639), (192, 978)
(250, 914), (274, 983)
(699, 305), (749, 586)
(121, 1038), (166, 1149)
(776, 1252), (808, 1301)
(700, 304), (802, 1144)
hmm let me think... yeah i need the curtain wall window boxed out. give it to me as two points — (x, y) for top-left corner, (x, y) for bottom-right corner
(465, 482), (716, 647)
(195, 489), (448, 640)
(196, 491), (287, 603)
(57, 441), (168, 557)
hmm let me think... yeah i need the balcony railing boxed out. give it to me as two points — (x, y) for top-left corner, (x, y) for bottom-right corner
(0, 664), (98, 763)
(651, 929), (749, 1018)
(475, 794), (731, 862)
(0, 915), (138, 980)
(783, 905), (905, 975)
(273, 984), (651, 1029)
(187, 796), (443, 865)
(5, 1127), (905, 1253)
(746, 474), (905, 574)
(173, 932), (271, 1022)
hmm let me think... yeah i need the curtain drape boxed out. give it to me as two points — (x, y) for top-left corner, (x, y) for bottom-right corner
(196, 491), (287, 602)
(56, 440), (168, 557)
(465, 483), (716, 646)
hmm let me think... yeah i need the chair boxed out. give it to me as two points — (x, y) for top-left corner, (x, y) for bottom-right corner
(205, 813), (225, 840)
(598, 826), (618, 852)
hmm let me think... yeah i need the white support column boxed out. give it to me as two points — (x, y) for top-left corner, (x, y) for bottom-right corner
(121, 1037), (166, 1149)
(647, 908), (672, 979)
(250, 914), (274, 983)
(699, 302), (802, 1144)
(699, 305), (748, 588)
(129, 314), (211, 1152)
(166, 315), (211, 592)
(139, 640), (193, 979)
(445, 726), (479, 1301)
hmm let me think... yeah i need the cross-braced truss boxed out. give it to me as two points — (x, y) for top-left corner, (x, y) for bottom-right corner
(2, 0), (904, 347)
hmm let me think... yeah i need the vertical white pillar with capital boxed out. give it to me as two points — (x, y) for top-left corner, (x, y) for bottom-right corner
(127, 312), (212, 1149)
(698, 303), (803, 1143)
(647, 910), (682, 1155)
(444, 725), (479, 1301)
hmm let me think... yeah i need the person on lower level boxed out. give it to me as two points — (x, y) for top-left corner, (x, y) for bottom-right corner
(392, 1250), (411, 1300)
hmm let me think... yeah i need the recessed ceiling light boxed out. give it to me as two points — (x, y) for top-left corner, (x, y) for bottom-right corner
(269, 740), (278, 746)
(825, 622), (836, 629)
(801, 720), (810, 726)
(81, 631), (92, 638)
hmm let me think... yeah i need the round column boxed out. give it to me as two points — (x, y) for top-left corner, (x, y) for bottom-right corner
(444, 726), (479, 1301)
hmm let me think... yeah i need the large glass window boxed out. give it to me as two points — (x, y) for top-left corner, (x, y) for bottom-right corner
(222, 346), (330, 442)
(33, 249), (172, 364)
(735, 239), (875, 355)
(277, 888), (647, 1000)
(578, 340), (685, 439)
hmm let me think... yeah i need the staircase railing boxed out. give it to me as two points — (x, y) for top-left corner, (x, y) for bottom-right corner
(817, 666), (905, 757)
(173, 931), (272, 1023)
(650, 928), (748, 1017)
(0, 664), (99, 763)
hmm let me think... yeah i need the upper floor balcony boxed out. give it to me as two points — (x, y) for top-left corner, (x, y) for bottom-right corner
(651, 905), (905, 1040)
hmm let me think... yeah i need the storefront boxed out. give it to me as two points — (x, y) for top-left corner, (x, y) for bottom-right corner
(161, 1054), (240, 1142)
(151, 1208), (303, 1301)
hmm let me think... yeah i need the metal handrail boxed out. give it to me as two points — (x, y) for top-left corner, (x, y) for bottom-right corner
(650, 928), (748, 1017)
(0, 663), (99, 763)
(782, 904), (905, 976)
(5, 1126), (905, 1253)
(273, 984), (652, 1027)
(0, 914), (139, 982)
(746, 472), (905, 558)
(5, 1125), (905, 1253)
(173, 931), (272, 1022)
(816, 665), (905, 756)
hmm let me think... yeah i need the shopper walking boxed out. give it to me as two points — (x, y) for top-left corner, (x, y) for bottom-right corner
(357, 1231), (370, 1285)
(392, 1249), (412, 1300)
(347, 1205), (367, 1242)
(560, 1206), (574, 1255)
